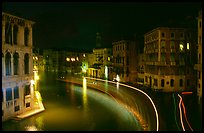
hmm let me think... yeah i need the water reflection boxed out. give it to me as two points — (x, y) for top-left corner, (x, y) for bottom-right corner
(2, 72), (142, 131)
(83, 77), (88, 112)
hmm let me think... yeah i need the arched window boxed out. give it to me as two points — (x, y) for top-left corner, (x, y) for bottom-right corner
(179, 79), (183, 87)
(13, 52), (19, 75)
(161, 79), (165, 87)
(14, 86), (19, 99)
(24, 27), (29, 46)
(2, 53), (4, 76)
(5, 52), (12, 76)
(5, 22), (12, 44)
(24, 53), (29, 74)
(13, 25), (18, 45)
(170, 79), (174, 87)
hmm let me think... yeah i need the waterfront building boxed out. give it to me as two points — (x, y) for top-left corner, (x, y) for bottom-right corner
(144, 27), (197, 92)
(194, 9), (202, 103)
(2, 12), (35, 121)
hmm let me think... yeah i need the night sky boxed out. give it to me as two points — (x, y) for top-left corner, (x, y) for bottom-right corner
(2, 2), (202, 51)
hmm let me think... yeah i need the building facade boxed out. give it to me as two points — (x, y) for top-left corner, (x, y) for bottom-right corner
(43, 49), (90, 75)
(2, 12), (35, 121)
(144, 27), (197, 92)
(88, 47), (112, 80)
(112, 40), (138, 83)
(194, 9), (202, 103)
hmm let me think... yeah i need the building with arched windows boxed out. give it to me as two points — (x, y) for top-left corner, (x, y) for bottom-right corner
(2, 12), (36, 121)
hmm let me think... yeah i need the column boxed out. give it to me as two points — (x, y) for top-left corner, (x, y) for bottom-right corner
(11, 54), (14, 76)
(18, 26), (24, 46)
(11, 23), (14, 45)
(17, 25), (20, 45)
(19, 53), (24, 76)
(2, 20), (5, 44)
(11, 87), (14, 113)
(2, 54), (5, 76)
(29, 26), (33, 47)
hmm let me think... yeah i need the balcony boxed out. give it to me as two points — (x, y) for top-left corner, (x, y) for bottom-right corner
(194, 64), (202, 71)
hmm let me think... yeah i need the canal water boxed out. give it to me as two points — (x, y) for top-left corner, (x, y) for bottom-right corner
(2, 71), (143, 131)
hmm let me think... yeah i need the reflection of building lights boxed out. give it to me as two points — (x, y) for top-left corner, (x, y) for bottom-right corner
(116, 74), (120, 82)
(105, 66), (108, 79)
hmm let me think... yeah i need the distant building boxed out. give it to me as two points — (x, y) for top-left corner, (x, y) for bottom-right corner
(144, 27), (197, 92)
(88, 47), (112, 79)
(43, 49), (90, 75)
(112, 40), (138, 83)
(194, 9), (202, 103)
(2, 12), (35, 121)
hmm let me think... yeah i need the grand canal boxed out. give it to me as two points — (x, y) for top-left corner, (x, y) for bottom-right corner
(2, 71), (142, 131)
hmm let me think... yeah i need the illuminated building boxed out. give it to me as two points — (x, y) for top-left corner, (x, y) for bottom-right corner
(194, 9), (202, 103)
(144, 27), (197, 92)
(88, 32), (113, 79)
(2, 12), (35, 121)
(43, 49), (90, 75)
(112, 40), (138, 83)
(88, 47), (112, 79)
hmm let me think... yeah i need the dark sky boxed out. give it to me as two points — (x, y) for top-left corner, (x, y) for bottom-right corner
(2, 2), (202, 51)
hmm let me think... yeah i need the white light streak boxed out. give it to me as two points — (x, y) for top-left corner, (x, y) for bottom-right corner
(85, 77), (159, 131)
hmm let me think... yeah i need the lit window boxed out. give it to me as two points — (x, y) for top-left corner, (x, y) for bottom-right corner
(71, 58), (75, 61)
(187, 43), (190, 50)
(76, 57), (79, 61)
(108, 57), (110, 61)
(83, 54), (86, 57)
(179, 44), (184, 51)
(66, 57), (70, 61)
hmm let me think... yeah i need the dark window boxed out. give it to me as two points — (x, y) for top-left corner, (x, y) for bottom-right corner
(24, 85), (30, 96)
(179, 79), (183, 87)
(162, 32), (165, 37)
(24, 53), (29, 74)
(154, 79), (158, 86)
(24, 27), (29, 46)
(15, 106), (20, 112)
(13, 25), (18, 45)
(26, 103), (30, 108)
(5, 52), (11, 76)
(14, 86), (19, 99)
(5, 22), (12, 44)
(170, 79), (174, 87)
(13, 53), (19, 75)
(6, 88), (12, 101)
(161, 79), (165, 87)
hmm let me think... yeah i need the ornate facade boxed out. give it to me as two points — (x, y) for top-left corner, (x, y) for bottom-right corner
(2, 12), (35, 121)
